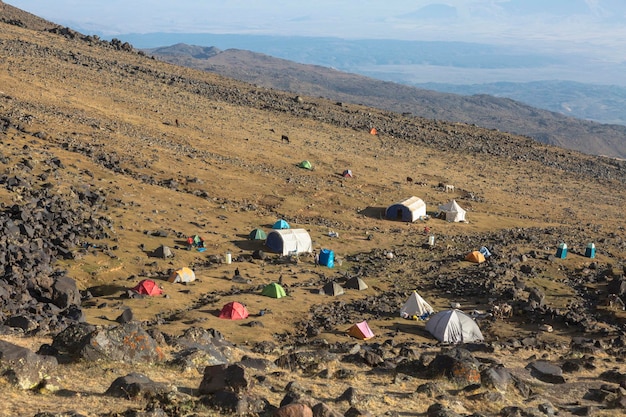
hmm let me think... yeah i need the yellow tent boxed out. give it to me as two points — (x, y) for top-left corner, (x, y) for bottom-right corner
(168, 267), (196, 283)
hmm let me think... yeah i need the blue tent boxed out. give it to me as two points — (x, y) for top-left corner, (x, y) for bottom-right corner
(479, 246), (491, 258)
(318, 249), (334, 268)
(272, 219), (290, 229)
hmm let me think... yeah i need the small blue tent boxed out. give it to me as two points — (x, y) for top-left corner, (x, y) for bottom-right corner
(556, 242), (567, 259)
(318, 249), (334, 268)
(272, 219), (290, 230)
(585, 243), (596, 258)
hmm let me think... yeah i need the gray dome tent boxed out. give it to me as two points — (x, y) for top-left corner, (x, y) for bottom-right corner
(319, 281), (344, 296)
(425, 309), (483, 343)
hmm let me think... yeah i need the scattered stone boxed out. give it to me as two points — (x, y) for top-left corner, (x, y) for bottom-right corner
(526, 361), (565, 384)
(273, 403), (313, 417)
(104, 372), (173, 399)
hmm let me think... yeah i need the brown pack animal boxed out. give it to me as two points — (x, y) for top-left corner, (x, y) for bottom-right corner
(281, 135), (290, 144)
(492, 302), (513, 319)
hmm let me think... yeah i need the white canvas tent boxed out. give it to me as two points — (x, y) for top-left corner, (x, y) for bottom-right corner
(425, 309), (484, 343)
(400, 290), (434, 319)
(438, 199), (466, 222)
(386, 196), (427, 222)
(265, 228), (313, 255)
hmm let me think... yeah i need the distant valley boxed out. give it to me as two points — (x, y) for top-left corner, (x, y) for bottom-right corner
(415, 81), (626, 126)
(143, 42), (626, 159)
(121, 32), (626, 128)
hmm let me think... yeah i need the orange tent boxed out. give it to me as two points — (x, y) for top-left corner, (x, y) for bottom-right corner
(369, 128), (377, 135)
(465, 251), (486, 264)
(218, 301), (249, 320)
(132, 279), (163, 296)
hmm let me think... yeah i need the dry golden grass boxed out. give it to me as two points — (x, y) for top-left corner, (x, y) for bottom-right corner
(0, 17), (625, 416)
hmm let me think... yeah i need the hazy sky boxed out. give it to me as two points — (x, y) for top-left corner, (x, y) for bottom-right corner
(5, 1), (626, 50)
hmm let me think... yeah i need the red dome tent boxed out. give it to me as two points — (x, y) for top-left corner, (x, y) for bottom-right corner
(132, 279), (163, 296)
(218, 301), (249, 320)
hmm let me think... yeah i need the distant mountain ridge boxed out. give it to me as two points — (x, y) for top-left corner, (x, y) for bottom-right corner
(145, 44), (626, 159)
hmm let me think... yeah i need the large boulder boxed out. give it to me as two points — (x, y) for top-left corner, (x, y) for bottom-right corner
(51, 275), (82, 308)
(168, 327), (237, 372)
(481, 365), (513, 393)
(0, 339), (58, 390)
(202, 390), (272, 416)
(198, 363), (252, 395)
(427, 347), (481, 387)
(104, 372), (174, 399)
(526, 361), (565, 384)
(51, 322), (164, 364)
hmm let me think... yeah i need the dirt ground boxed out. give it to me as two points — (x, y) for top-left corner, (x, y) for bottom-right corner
(0, 16), (625, 416)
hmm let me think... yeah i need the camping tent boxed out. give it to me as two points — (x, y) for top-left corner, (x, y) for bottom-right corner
(248, 228), (267, 241)
(342, 169), (353, 178)
(151, 245), (173, 259)
(400, 290), (435, 319)
(272, 219), (290, 230)
(425, 309), (484, 343)
(168, 267), (196, 283)
(298, 160), (312, 170)
(132, 279), (163, 296)
(265, 228), (312, 255)
(348, 321), (375, 340)
(319, 281), (344, 296)
(261, 282), (287, 299)
(386, 196), (427, 222)
(345, 276), (368, 291)
(318, 249), (334, 268)
(479, 246), (491, 258)
(438, 200), (466, 222)
(218, 301), (249, 320)
(465, 251), (486, 263)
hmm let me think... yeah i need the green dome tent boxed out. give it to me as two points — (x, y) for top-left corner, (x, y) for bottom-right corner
(248, 228), (267, 241)
(298, 160), (312, 170)
(261, 282), (287, 298)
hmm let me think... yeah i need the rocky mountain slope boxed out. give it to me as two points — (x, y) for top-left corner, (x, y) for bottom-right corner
(145, 43), (626, 160)
(0, 2), (625, 416)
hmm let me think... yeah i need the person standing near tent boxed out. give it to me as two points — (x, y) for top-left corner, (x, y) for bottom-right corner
(186, 236), (193, 250)
(314, 250), (319, 267)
